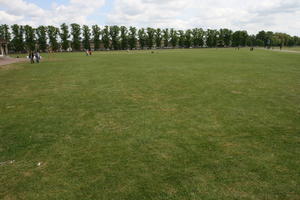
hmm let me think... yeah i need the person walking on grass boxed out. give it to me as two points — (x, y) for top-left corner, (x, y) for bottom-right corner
(29, 51), (34, 64)
(35, 51), (40, 63)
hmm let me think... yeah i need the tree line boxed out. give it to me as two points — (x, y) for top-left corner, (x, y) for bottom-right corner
(0, 23), (299, 53)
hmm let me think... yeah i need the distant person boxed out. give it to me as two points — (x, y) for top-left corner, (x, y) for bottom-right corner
(29, 51), (34, 64)
(280, 44), (283, 50)
(86, 50), (89, 56)
(89, 48), (92, 55)
(35, 51), (40, 63)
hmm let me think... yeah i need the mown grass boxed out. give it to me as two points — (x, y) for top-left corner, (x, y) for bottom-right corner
(272, 46), (300, 51)
(0, 49), (299, 200)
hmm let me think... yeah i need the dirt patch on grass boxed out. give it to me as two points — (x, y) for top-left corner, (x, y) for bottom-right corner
(0, 57), (27, 67)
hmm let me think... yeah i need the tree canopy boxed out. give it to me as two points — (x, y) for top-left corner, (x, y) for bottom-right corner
(1, 23), (299, 52)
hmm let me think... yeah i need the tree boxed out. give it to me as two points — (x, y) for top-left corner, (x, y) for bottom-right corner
(70, 23), (81, 51)
(110, 26), (120, 50)
(185, 29), (192, 48)
(206, 29), (218, 47)
(138, 28), (147, 49)
(146, 28), (155, 49)
(47, 26), (60, 51)
(82, 25), (91, 50)
(92, 25), (101, 50)
(102, 26), (110, 49)
(11, 24), (24, 52)
(232, 30), (248, 47)
(60, 23), (70, 51)
(219, 28), (232, 47)
(36, 26), (47, 52)
(256, 31), (267, 47)
(178, 30), (185, 48)
(192, 28), (204, 47)
(128, 26), (137, 50)
(155, 28), (162, 48)
(0, 24), (11, 50)
(170, 28), (178, 48)
(24, 25), (36, 51)
(120, 26), (128, 50)
(163, 29), (169, 48)
(246, 35), (256, 47)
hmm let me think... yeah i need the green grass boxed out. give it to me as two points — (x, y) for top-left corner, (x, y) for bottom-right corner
(1, 49), (299, 200)
(272, 46), (300, 51)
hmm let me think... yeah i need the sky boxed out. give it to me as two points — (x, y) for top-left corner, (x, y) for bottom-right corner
(0, 0), (299, 35)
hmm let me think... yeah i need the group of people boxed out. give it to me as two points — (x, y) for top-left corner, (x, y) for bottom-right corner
(28, 51), (41, 64)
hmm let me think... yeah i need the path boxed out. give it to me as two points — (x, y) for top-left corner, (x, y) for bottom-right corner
(0, 56), (27, 66)
(260, 48), (300, 54)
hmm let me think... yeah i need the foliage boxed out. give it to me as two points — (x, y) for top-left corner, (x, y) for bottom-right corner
(24, 25), (36, 51)
(146, 28), (155, 49)
(102, 26), (110, 49)
(36, 26), (47, 52)
(170, 28), (178, 48)
(47, 26), (60, 51)
(82, 25), (91, 50)
(70, 23), (81, 51)
(128, 26), (137, 50)
(60, 23), (70, 51)
(3, 24), (300, 52)
(92, 25), (101, 50)
(155, 28), (162, 48)
(163, 28), (169, 48)
(184, 29), (192, 48)
(120, 26), (128, 50)
(138, 28), (147, 49)
(110, 26), (120, 50)
(10, 24), (24, 52)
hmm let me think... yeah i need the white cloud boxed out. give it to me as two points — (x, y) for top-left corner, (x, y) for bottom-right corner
(0, 0), (299, 35)
(0, 0), (105, 26)
(106, 0), (300, 35)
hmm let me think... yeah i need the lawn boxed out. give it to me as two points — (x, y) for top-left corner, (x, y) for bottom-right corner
(0, 49), (299, 200)
(273, 46), (300, 52)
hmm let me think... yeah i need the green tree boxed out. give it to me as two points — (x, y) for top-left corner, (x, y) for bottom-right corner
(185, 29), (192, 48)
(246, 35), (256, 47)
(128, 26), (137, 50)
(219, 28), (232, 47)
(82, 25), (91, 50)
(92, 25), (101, 50)
(0, 24), (11, 50)
(178, 30), (185, 48)
(146, 28), (155, 49)
(170, 29), (178, 48)
(60, 23), (70, 51)
(120, 26), (128, 50)
(36, 26), (47, 52)
(206, 29), (218, 47)
(24, 25), (36, 51)
(110, 26), (120, 50)
(163, 29), (169, 48)
(232, 30), (248, 47)
(138, 28), (147, 49)
(102, 26), (110, 49)
(70, 23), (81, 51)
(11, 24), (24, 52)
(155, 28), (162, 48)
(256, 31), (267, 47)
(47, 26), (60, 51)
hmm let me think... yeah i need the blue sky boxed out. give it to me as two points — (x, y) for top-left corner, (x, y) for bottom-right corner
(1, 0), (300, 35)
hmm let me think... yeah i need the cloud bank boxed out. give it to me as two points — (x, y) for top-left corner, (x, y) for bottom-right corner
(0, 0), (299, 35)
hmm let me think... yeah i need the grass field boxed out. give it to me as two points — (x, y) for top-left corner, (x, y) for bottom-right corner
(1, 49), (299, 200)
(272, 46), (300, 52)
